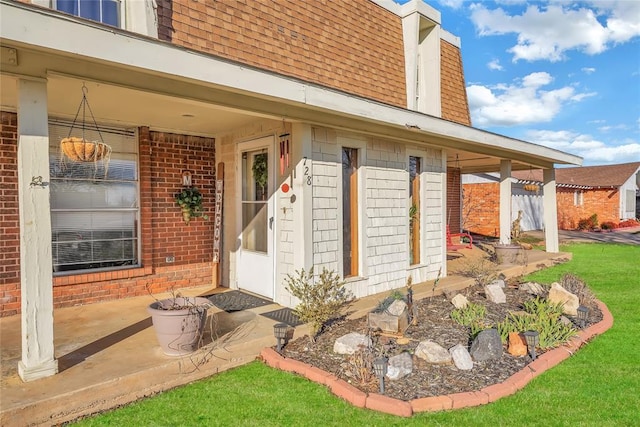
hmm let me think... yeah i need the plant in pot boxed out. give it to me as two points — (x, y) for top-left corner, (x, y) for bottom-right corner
(147, 291), (213, 356)
(175, 186), (209, 224)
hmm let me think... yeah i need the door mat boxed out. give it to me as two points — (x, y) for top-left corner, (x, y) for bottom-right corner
(207, 290), (273, 312)
(260, 308), (303, 327)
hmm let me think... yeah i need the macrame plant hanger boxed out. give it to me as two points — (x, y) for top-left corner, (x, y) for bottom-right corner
(60, 84), (112, 177)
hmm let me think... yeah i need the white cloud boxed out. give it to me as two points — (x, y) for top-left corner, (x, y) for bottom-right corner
(582, 67), (596, 74)
(526, 129), (640, 164)
(470, 1), (640, 62)
(467, 72), (596, 127)
(487, 59), (503, 71)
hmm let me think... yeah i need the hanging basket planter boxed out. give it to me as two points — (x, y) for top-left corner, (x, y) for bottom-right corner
(61, 136), (112, 162)
(523, 183), (539, 192)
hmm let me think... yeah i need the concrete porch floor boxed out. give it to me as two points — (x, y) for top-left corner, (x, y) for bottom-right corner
(0, 247), (571, 427)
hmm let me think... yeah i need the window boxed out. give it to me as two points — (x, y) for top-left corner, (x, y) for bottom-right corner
(573, 190), (583, 207)
(409, 156), (421, 265)
(49, 122), (139, 273)
(56, 0), (121, 27)
(342, 147), (358, 278)
(625, 189), (635, 215)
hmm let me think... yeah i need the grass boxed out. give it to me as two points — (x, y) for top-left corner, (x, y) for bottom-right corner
(74, 243), (639, 427)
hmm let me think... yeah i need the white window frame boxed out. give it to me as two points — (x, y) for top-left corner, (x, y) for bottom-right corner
(49, 120), (141, 275)
(574, 190), (584, 207)
(45, 0), (158, 38)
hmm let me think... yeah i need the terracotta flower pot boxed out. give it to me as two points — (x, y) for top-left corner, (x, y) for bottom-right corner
(494, 243), (524, 265)
(147, 297), (210, 356)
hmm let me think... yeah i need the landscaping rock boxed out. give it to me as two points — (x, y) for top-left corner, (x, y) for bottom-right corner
(489, 279), (506, 288)
(333, 333), (371, 355)
(484, 284), (506, 304)
(508, 332), (527, 356)
(386, 352), (413, 380)
(470, 329), (503, 361)
(415, 340), (452, 365)
(386, 299), (407, 316)
(548, 282), (579, 316)
(449, 344), (473, 370)
(451, 294), (469, 309)
(519, 281), (546, 296)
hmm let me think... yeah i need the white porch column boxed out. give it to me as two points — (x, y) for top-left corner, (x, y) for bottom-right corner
(543, 168), (560, 253)
(499, 160), (512, 244)
(16, 79), (58, 381)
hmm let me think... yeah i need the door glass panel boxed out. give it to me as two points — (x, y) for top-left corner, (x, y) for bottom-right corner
(241, 149), (268, 253)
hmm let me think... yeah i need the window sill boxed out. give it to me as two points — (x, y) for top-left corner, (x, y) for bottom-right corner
(53, 266), (153, 286)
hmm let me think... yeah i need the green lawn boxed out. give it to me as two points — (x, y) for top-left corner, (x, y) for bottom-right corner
(75, 243), (639, 427)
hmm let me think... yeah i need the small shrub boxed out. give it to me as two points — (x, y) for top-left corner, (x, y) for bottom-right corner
(560, 273), (596, 306)
(600, 221), (617, 230)
(451, 302), (488, 338)
(454, 259), (498, 287)
(284, 267), (353, 340)
(496, 298), (577, 349)
(577, 214), (598, 230)
(342, 345), (377, 386)
(618, 218), (640, 228)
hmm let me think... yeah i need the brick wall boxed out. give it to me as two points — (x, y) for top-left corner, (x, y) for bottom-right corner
(0, 112), (20, 316)
(447, 168), (462, 233)
(441, 40), (471, 126)
(557, 188), (620, 230)
(157, 0), (406, 108)
(0, 113), (216, 317)
(462, 182), (500, 236)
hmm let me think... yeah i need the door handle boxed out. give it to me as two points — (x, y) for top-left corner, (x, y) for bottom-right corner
(269, 216), (274, 230)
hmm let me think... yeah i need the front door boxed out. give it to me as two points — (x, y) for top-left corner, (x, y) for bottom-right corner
(236, 136), (274, 299)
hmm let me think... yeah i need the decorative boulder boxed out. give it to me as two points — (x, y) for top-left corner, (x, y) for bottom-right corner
(386, 299), (407, 316)
(415, 340), (452, 365)
(470, 328), (503, 361)
(519, 281), (546, 296)
(489, 279), (506, 288)
(368, 299), (409, 335)
(333, 332), (371, 355)
(508, 332), (528, 356)
(386, 352), (413, 380)
(484, 284), (506, 304)
(449, 344), (473, 370)
(548, 282), (579, 316)
(451, 294), (469, 309)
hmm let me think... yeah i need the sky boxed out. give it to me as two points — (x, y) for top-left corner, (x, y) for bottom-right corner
(398, 0), (640, 166)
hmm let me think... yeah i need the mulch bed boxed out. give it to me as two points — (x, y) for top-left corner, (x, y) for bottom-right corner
(281, 279), (602, 401)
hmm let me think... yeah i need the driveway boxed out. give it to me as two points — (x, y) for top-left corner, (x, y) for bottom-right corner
(526, 227), (640, 245)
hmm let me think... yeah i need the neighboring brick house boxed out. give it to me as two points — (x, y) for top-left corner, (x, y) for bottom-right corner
(1, 0), (580, 381)
(462, 162), (640, 235)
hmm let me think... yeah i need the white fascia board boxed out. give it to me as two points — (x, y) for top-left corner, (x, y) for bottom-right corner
(1, 1), (581, 167)
(441, 30), (461, 48)
(398, 0), (441, 23)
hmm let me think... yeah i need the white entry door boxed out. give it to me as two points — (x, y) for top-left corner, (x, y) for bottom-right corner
(236, 136), (275, 299)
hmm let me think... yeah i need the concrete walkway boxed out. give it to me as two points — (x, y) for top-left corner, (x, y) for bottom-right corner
(1, 247), (571, 426)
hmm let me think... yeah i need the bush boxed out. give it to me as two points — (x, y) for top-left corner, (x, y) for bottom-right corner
(284, 267), (353, 340)
(496, 297), (576, 349)
(618, 218), (640, 228)
(600, 221), (617, 230)
(577, 213), (598, 230)
(560, 273), (596, 306)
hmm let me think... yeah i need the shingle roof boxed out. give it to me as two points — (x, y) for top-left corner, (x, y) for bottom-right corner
(513, 162), (640, 188)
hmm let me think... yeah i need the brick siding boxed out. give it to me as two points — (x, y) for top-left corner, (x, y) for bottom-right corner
(156, 0), (406, 109)
(0, 112), (216, 317)
(447, 168), (463, 233)
(0, 112), (20, 316)
(462, 182), (500, 236)
(557, 188), (620, 230)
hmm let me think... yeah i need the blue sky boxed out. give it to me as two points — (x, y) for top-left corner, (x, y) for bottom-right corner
(397, 0), (640, 166)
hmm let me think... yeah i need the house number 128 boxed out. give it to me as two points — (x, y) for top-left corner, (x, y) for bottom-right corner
(303, 157), (312, 185)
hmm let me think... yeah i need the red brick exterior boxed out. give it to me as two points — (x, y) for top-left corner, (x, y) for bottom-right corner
(0, 112), (20, 316)
(447, 168), (462, 233)
(557, 188), (620, 230)
(463, 182), (623, 234)
(157, 0), (407, 109)
(0, 112), (216, 317)
(441, 40), (472, 126)
(462, 183), (500, 236)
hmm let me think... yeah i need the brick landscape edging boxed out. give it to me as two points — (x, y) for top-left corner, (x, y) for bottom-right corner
(259, 299), (613, 417)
